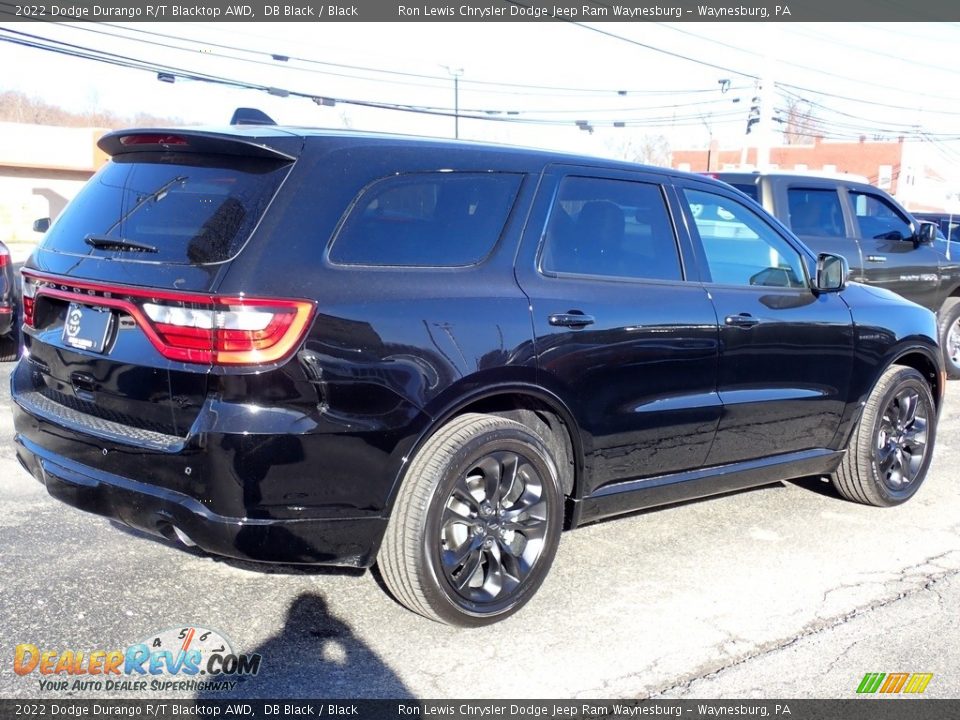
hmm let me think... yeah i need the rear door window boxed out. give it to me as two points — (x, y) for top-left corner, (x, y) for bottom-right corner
(329, 173), (521, 267)
(539, 176), (683, 281)
(40, 153), (291, 265)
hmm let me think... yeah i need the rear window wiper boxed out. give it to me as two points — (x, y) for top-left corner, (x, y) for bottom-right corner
(84, 235), (158, 253)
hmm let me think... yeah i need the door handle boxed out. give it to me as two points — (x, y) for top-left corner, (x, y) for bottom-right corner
(549, 312), (595, 328)
(724, 313), (760, 328)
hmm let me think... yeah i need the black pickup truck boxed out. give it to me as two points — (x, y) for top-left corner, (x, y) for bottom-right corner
(715, 172), (960, 377)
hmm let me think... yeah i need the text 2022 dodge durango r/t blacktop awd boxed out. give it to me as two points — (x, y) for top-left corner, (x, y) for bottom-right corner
(11, 126), (945, 625)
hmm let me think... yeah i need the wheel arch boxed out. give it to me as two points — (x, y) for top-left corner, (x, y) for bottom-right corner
(939, 282), (960, 307)
(834, 343), (943, 452)
(385, 383), (585, 523)
(890, 347), (944, 409)
(937, 293), (960, 379)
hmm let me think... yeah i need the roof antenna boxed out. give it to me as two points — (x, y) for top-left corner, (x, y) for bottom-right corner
(230, 108), (277, 126)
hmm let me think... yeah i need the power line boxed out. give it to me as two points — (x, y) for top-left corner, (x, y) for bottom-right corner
(53, 22), (753, 116)
(0, 27), (745, 132)
(655, 21), (960, 97)
(76, 19), (745, 99)
(493, 0), (759, 80)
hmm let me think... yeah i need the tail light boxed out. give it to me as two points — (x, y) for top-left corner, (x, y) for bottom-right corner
(22, 273), (36, 328)
(119, 134), (189, 147)
(0, 246), (10, 315)
(140, 298), (313, 364)
(22, 271), (315, 366)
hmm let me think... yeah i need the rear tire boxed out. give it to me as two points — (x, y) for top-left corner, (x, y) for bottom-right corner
(938, 297), (960, 379)
(831, 365), (936, 507)
(378, 413), (563, 626)
(0, 331), (17, 363)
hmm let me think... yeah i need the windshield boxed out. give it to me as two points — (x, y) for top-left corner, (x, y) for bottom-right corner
(41, 153), (291, 265)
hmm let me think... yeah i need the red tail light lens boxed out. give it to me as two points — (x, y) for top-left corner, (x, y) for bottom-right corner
(119, 134), (189, 147)
(0, 250), (8, 268)
(141, 299), (314, 364)
(22, 272), (315, 366)
(22, 274), (36, 328)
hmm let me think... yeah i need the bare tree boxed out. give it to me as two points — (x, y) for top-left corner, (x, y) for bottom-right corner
(605, 133), (671, 167)
(0, 91), (182, 128)
(781, 96), (823, 145)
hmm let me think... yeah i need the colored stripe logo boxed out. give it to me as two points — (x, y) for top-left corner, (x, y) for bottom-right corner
(857, 673), (933, 694)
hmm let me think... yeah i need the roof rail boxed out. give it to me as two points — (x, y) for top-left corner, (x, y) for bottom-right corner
(229, 108), (278, 126)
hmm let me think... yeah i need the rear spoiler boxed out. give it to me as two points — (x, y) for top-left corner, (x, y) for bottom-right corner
(97, 129), (298, 161)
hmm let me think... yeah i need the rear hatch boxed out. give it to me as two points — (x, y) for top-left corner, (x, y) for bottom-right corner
(18, 129), (305, 445)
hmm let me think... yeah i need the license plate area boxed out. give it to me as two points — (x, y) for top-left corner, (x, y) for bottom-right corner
(62, 303), (114, 353)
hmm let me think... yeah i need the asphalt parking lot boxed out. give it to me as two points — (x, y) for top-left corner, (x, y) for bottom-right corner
(1, 358), (959, 700)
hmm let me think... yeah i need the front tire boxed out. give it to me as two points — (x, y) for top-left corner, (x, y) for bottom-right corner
(938, 297), (960, 379)
(831, 365), (936, 507)
(378, 413), (563, 626)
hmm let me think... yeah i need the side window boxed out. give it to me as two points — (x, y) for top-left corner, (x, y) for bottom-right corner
(329, 173), (521, 266)
(786, 188), (845, 237)
(850, 191), (913, 241)
(540, 176), (682, 281)
(944, 219), (960, 243)
(684, 188), (807, 288)
(730, 183), (759, 203)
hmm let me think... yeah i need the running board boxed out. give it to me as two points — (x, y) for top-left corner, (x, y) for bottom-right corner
(576, 449), (844, 527)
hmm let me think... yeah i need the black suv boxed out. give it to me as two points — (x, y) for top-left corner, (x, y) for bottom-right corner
(714, 172), (960, 378)
(11, 128), (944, 626)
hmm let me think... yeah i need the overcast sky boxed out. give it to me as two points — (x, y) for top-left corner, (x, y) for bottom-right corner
(1, 21), (959, 164)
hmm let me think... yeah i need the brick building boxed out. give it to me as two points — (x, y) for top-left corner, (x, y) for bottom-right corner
(671, 137), (955, 212)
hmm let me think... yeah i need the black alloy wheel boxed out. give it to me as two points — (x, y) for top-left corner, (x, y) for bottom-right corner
(378, 413), (564, 626)
(832, 365), (936, 507)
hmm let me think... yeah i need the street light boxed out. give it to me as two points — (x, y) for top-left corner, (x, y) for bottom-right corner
(443, 65), (464, 139)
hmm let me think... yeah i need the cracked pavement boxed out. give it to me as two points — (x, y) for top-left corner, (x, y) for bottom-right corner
(1, 360), (958, 700)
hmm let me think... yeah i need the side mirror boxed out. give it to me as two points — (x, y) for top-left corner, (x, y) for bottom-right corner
(915, 220), (937, 245)
(32, 217), (51, 233)
(815, 253), (848, 293)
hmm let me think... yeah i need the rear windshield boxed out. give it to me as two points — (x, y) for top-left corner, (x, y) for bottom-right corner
(40, 153), (291, 265)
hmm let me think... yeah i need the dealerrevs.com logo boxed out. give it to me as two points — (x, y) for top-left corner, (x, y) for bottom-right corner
(14, 626), (261, 693)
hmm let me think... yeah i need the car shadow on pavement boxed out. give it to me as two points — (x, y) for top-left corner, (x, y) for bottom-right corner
(196, 592), (414, 699)
(788, 474), (845, 500)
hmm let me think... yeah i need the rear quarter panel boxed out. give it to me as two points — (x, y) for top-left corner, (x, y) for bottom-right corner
(213, 140), (545, 517)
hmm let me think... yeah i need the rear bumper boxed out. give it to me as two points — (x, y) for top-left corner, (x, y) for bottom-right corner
(13, 432), (387, 568)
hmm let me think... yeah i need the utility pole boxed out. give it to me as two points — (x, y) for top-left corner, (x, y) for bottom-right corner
(740, 85), (757, 168)
(755, 29), (779, 170)
(443, 66), (464, 139)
